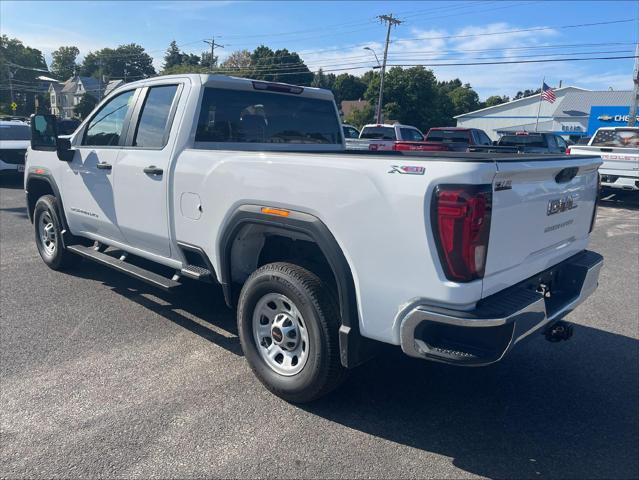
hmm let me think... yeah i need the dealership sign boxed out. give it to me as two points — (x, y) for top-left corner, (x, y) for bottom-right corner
(588, 106), (639, 135)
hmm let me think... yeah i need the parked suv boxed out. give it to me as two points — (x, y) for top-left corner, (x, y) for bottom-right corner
(0, 120), (30, 174)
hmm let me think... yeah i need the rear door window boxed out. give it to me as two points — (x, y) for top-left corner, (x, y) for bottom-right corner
(133, 85), (179, 148)
(195, 88), (341, 144)
(477, 130), (492, 145)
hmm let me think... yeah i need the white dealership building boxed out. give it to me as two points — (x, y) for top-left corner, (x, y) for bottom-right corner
(455, 88), (635, 141)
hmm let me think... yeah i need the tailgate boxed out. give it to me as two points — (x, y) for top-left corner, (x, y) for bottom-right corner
(482, 155), (601, 297)
(598, 148), (639, 175)
(571, 146), (639, 175)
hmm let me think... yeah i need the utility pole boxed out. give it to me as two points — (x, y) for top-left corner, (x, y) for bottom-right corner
(376, 14), (402, 124)
(628, 42), (639, 127)
(8, 69), (15, 104)
(203, 37), (224, 72)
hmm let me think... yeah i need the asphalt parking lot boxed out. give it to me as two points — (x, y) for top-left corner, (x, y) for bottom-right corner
(1, 176), (638, 479)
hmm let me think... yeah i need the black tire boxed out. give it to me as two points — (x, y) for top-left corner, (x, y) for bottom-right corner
(237, 262), (346, 403)
(33, 194), (81, 270)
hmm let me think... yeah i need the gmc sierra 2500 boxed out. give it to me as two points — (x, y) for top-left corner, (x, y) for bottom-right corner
(26, 74), (603, 402)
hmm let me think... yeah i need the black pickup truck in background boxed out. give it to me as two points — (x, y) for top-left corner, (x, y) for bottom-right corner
(468, 132), (570, 154)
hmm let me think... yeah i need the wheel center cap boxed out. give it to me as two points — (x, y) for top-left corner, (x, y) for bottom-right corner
(271, 326), (283, 344)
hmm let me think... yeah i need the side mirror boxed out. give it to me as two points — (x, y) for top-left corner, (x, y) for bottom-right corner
(30, 114), (74, 162)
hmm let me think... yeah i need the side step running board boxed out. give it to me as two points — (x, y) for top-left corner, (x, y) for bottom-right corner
(181, 265), (212, 280)
(67, 244), (181, 291)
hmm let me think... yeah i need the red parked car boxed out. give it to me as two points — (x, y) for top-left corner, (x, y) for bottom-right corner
(424, 127), (493, 152)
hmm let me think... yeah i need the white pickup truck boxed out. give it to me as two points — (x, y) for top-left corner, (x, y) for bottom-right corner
(568, 127), (639, 191)
(26, 74), (603, 402)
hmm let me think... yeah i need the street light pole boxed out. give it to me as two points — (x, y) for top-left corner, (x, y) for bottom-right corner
(628, 42), (639, 127)
(363, 47), (382, 120)
(375, 14), (402, 124)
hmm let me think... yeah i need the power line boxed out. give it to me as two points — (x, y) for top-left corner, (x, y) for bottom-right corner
(383, 54), (639, 68)
(400, 18), (635, 42)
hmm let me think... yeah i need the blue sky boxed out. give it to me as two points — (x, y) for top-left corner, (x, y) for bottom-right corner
(2, 0), (638, 98)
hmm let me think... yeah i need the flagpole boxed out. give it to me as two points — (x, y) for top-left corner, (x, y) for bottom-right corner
(535, 77), (544, 132)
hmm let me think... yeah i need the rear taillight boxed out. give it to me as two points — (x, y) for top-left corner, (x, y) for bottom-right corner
(565, 147), (571, 154)
(589, 173), (600, 233)
(432, 185), (492, 282)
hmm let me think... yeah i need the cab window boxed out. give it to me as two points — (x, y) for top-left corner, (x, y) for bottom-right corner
(83, 90), (136, 146)
(133, 85), (179, 148)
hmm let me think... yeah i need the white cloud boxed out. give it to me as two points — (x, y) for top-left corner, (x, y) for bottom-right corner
(289, 22), (633, 98)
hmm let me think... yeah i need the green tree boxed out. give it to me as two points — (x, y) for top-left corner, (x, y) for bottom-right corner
(50, 46), (79, 80)
(35, 93), (50, 114)
(221, 49), (251, 70)
(344, 103), (375, 128)
(0, 35), (48, 115)
(331, 73), (367, 105)
(482, 95), (510, 108)
(81, 44), (155, 81)
(74, 93), (97, 119)
(447, 84), (480, 117)
(514, 88), (541, 99)
(248, 45), (313, 85)
(364, 66), (450, 131)
(163, 40), (183, 70)
(311, 68), (329, 89)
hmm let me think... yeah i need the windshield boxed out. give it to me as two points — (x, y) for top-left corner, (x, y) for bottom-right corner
(0, 124), (30, 141)
(360, 127), (396, 140)
(425, 130), (469, 143)
(499, 135), (546, 147)
(591, 129), (639, 147)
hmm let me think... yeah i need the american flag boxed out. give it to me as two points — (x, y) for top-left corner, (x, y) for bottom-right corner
(541, 82), (556, 103)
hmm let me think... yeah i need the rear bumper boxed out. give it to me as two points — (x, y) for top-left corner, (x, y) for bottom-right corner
(600, 174), (639, 191)
(400, 250), (603, 366)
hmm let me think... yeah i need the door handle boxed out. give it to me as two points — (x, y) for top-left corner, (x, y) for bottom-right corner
(143, 165), (163, 175)
(96, 162), (112, 170)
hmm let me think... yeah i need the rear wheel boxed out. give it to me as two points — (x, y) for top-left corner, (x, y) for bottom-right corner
(237, 262), (346, 403)
(33, 195), (81, 270)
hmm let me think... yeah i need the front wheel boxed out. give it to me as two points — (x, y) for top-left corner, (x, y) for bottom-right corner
(237, 262), (346, 403)
(33, 195), (81, 270)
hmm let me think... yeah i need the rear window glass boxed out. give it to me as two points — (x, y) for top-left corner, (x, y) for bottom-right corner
(0, 124), (30, 141)
(360, 127), (396, 140)
(195, 88), (341, 144)
(591, 129), (639, 147)
(400, 128), (424, 141)
(499, 135), (547, 147)
(425, 130), (469, 143)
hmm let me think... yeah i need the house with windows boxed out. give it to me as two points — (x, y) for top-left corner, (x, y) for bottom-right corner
(49, 76), (101, 119)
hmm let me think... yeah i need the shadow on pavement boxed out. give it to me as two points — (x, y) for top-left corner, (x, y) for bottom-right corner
(69, 259), (242, 356)
(56, 250), (638, 479)
(599, 190), (639, 211)
(0, 205), (28, 219)
(302, 325), (639, 479)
